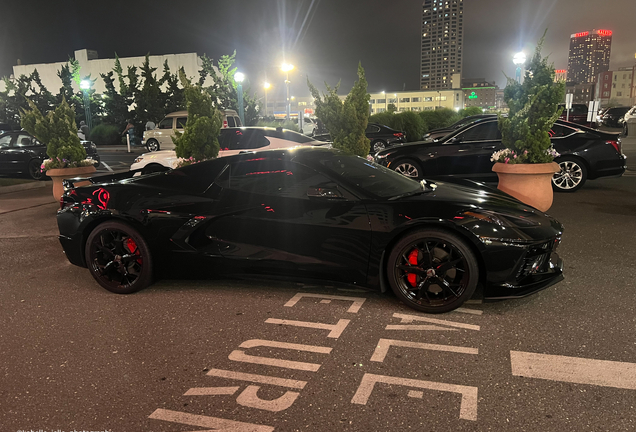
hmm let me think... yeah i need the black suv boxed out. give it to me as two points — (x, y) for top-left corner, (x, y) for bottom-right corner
(0, 130), (100, 180)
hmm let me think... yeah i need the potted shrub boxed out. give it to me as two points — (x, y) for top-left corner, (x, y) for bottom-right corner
(21, 99), (96, 200)
(492, 35), (566, 212)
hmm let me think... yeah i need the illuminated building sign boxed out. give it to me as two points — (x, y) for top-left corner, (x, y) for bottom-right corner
(468, 91), (478, 100)
(574, 31), (589, 38)
(555, 69), (567, 74)
(597, 30), (612, 36)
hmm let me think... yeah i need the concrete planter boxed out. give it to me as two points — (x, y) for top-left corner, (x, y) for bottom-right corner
(47, 166), (97, 201)
(492, 162), (559, 212)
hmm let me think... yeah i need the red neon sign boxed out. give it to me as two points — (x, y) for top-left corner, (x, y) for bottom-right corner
(597, 29), (612, 36)
(574, 31), (589, 38)
(555, 69), (567, 74)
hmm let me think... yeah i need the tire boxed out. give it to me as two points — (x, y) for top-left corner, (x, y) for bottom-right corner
(92, 155), (101, 167)
(146, 139), (160, 152)
(387, 228), (479, 313)
(552, 157), (587, 193)
(85, 220), (153, 294)
(311, 128), (316, 137)
(141, 163), (168, 175)
(372, 140), (387, 153)
(393, 158), (423, 180)
(27, 159), (44, 180)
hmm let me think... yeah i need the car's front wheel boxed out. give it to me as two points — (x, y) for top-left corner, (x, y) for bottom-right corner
(372, 140), (387, 153)
(393, 159), (423, 180)
(146, 139), (159, 152)
(27, 159), (44, 180)
(552, 157), (587, 192)
(387, 229), (479, 313)
(85, 221), (153, 294)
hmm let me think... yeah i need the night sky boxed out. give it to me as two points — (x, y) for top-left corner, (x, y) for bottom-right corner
(1, 0), (634, 100)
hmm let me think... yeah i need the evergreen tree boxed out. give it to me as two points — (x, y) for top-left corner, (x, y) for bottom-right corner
(308, 63), (370, 157)
(100, 71), (129, 128)
(136, 54), (166, 127)
(160, 61), (185, 113)
(497, 32), (565, 164)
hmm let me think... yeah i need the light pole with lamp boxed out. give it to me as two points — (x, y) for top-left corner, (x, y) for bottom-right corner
(381, 91), (386, 112)
(80, 80), (92, 131)
(263, 82), (271, 117)
(513, 52), (526, 84)
(234, 72), (245, 126)
(281, 63), (294, 121)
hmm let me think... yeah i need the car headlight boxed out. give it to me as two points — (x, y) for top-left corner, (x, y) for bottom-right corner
(375, 152), (393, 160)
(133, 156), (144, 164)
(461, 210), (541, 227)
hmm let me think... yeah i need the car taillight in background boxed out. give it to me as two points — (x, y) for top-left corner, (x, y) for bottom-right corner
(393, 133), (404, 138)
(606, 140), (622, 154)
(223, 120), (228, 128)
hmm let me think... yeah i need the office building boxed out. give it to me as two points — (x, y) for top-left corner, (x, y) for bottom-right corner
(461, 78), (497, 109)
(420, 0), (464, 90)
(596, 66), (635, 106)
(566, 29), (612, 85)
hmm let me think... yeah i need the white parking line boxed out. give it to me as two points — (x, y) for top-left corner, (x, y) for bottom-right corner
(284, 293), (366, 313)
(370, 339), (478, 362)
(351, 373), (478, 421)
(100, 161), (114, 172)
(511, 351), (636, 390)
(454, 307), (483, 315)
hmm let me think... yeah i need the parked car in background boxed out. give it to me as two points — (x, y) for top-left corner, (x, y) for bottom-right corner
(621, 106), (636, 135)
(0, 130), (100, 180)
(314, 122), (406, 153)
(423, 114), (496, 141)
(131, 127), (328, 173)
(142, 109), (242, 152)
(375, 118), (625, 193)
(599, 106), (631, 128)
(558, 103), (594, 126)
(59, 147), (564, 314)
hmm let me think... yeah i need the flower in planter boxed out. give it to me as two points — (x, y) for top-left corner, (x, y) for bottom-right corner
(494, 32), (566, 165)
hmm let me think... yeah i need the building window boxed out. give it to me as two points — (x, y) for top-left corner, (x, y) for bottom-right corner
(399, 98), (410, 103)
(412, 97), (421, 102)
(369, 99), (376, 104)
(377, 99), (386, 104)
(425, 97), (433, 102)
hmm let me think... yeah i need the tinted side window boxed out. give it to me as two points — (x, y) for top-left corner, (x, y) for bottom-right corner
(222, 159), (331, 199)
(0, 135), (12, 148)
(458, 122), (501, 142)
(266, 130), (315, 144)
(365, 125), (381, 133)
(234, 116), (242, 127)
(549, 124), (577, 138)
(158, 118), (173, 129)
(15, 134), (34, 147)
(571, 105), (588, 115)
(176, 117), (187, 129)
(231, 130), (269, 150)
(226, 116), (236, 127)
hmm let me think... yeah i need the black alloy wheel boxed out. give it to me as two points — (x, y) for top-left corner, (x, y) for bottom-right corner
(393, 159), (423, 180)
(85, 221), (153, 294)
(552, 157), (587, 192)
(372, 140), (387, 153)
(28, 159), (44, 180)
(146, 139), (159, 152)
(141, 163), (167, 175)
(387, 229), (478, 313)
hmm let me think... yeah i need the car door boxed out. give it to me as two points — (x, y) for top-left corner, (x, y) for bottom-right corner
(154, 117), (175, 148)
(436, 121), (502, 181)
(5, 133), (38, 173)
(204, 157), (372, 284)
(0, 133), (16, 172)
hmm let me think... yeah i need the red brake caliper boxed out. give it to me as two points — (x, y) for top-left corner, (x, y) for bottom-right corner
(407, 249), (419, 287)
(124, 238), (142, 264)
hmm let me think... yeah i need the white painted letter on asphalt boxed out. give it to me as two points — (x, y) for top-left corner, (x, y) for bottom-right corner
(229, 339), (332, 372)
(265, 318), (351, 338)
(236, 385), (300, 412)
(285, 293), (366, 313)
(370, 339), (478, 363)
(149, 408), (274, 431)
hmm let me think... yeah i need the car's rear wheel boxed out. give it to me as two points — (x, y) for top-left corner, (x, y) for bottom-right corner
(372, 140), (387, 153)
(552, 157), (587, 192)
(387, 229), (478, 313)
(85, 221), (153, 294)
(141, 163), (168, 175)
(393, 159), (423, 180)
(27, 159), (44, 180)
(146, 139), (159, 152)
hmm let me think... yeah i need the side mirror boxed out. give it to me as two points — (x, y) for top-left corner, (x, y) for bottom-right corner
(449, 136), (463, 144)
(307, 186), (344, 199)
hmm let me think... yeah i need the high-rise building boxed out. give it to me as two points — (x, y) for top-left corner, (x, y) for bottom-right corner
(566, 29), (612, 85)
(420, 0), (464, 90)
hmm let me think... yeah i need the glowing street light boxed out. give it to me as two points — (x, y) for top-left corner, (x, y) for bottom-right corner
(263, 82), (271, 117)
(234, 72), (245, 126)
(281, 63), (294, 120)
(513, 52), (527, 83)
(80, 79), (92, 131)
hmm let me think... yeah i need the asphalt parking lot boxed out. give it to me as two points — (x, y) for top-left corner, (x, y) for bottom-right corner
(1, 136), (635, 431)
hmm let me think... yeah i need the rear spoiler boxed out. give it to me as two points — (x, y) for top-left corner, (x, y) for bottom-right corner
(62, 168), (147, 190)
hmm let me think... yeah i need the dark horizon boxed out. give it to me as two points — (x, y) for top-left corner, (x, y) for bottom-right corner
(1, 0), (634, 98)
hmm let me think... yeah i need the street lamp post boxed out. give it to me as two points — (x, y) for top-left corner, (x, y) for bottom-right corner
(263, 82), (271, 117)
(80, 80), (92, 131)
(513, 52), (527, 84)
(381, 91), (386, 112)
(234, 72), (245, 126)
(281, 63), (294, 121)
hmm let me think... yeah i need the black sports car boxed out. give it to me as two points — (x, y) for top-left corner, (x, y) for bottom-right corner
(314, 122), (406, 153)
(376, 118), (626, 192)
(0, 130), (100, 180)
(57, 147), (564, 314)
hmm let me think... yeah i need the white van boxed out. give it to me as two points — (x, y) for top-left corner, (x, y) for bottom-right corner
(142, 109), (241, 151)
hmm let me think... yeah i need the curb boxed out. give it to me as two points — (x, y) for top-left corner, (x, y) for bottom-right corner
(96, 146), (146, 153)
(0, 181), (48, 195)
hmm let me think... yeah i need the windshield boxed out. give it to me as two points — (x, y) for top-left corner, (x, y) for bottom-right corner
(300, 152), (421, 198)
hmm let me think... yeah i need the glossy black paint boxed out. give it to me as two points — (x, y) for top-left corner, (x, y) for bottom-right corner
(424, 115), (496, 141)
(314, 122), (406, 153)
(376, 119), (626, 184)
(0, 130), (100, 178)
(57, 148), (564, 301)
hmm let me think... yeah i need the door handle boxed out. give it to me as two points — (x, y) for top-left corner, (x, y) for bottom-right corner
(427, 152), (436, 158)
(482, 145), (496, 150)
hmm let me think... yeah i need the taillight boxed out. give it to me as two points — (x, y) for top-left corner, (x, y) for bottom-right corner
(606, 140), (621, 154)
(60, 196), (65, 210)
(223, 120), (228, 128)
(393, 133), (404, 138)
